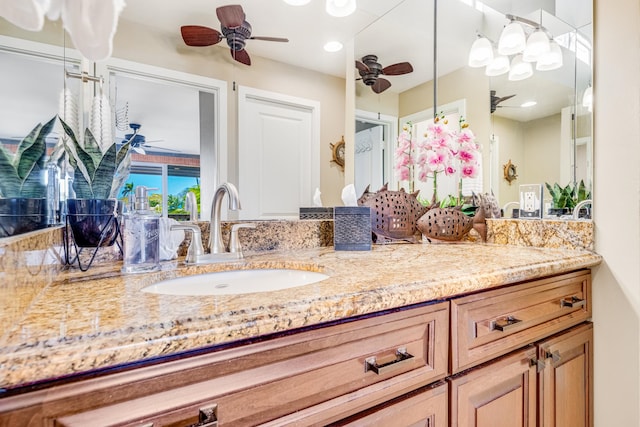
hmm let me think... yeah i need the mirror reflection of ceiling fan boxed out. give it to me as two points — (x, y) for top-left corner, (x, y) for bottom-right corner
(355, 55), (413, 94)
(180, 4), (289, 66)
(490, 90), (517, 114)
(124, 123), (178, 155)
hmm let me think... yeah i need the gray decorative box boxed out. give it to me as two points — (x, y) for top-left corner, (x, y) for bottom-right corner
(333, 206), (372, 251)
(299, 207), (334, 220)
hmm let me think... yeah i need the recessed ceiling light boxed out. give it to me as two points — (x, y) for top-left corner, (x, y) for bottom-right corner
(521, 101), (537, 108)
(324, 41), (343, 52)
(283, 0), (311, 5)
(326, 0), (357, 17)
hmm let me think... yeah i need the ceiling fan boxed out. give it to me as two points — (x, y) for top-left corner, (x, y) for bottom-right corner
(124, 123), (178, 155)
(490, 90), (516, 114)
(180, 4), (289, 66)
(355, 55), (413, 94)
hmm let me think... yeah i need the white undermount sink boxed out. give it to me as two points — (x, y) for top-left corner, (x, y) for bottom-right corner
(141, 269), (329, 296)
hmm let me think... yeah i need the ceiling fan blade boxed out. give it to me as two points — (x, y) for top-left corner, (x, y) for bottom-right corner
(250, 36), (289, 42)
(132, 146), (146, 155)
(216, 5), (245, 28)
(372, 78), (391, 94)
(231, 48), (251, 65)
(355, 60), (369, 72)
(381, 62), (413, 75)
(181, 25), (222, 46)
(144, 144), (183, 153)
(498, 94), (516, 103)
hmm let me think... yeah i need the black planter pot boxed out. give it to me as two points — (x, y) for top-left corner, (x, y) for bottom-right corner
(66, 199), (119, 247)
(0, 198), (48, 238)
(548, 207), (572, 217)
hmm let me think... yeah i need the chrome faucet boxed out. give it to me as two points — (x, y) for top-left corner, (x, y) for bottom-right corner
(185, 191), (198, 222)
(210, 182), (241, 254)
(573, 199), (592, 219)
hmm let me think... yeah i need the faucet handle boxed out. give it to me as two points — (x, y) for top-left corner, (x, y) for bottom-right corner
(171, 224), (204, 264)
(229, 223), (256, 254)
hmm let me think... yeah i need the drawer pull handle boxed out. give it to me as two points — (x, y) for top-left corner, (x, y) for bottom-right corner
(561, 296), (586, 308)
(365, 347), (414, 375)
(546, 350), (562, 363)
(187, 404), (218, 427)
(493, 315), (522, 332)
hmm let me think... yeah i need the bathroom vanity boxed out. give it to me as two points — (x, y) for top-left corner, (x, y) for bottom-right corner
(0, 243), (600, 426)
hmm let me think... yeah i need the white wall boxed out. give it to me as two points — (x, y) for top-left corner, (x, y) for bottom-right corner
(593, 0), (640, 425)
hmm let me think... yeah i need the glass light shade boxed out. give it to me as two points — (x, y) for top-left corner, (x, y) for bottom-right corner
(582, 86), (593, 109)
(498, 22), (526, 55)
(523, 30), (550, 62)
(326, 0), (356, 17)
(468, 37), (494, 67)
(485, 53), (510, 76)
(536, 41), (563, 71)
(508, 55), (533, 81)
(283, 0), (311, 4)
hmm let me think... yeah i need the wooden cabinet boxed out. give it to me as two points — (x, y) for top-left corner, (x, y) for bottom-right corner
(538, 323), (593, 427)
(450, 347), (538, 427)
(0, 302), (449, 427)
(0, 270), (594, 427)
(450, 323), (593, 427)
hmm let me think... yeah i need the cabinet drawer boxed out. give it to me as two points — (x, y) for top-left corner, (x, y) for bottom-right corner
(54, 302), (449, 427)
(330, 381), (448, 427)
(451, 270), (591, 373)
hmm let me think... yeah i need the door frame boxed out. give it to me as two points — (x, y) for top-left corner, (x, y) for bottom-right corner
(355, 109), (397, 190)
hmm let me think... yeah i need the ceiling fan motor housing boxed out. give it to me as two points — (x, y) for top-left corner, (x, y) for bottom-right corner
(360, 54), (383, 85)
(222, 21), (251, 51)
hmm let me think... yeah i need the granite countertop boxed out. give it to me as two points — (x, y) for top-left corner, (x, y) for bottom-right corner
(0, 243), (601, 392)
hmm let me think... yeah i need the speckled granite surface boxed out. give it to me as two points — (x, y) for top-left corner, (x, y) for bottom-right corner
(487, 218), (594, 250)
(0, 239), (601, 391)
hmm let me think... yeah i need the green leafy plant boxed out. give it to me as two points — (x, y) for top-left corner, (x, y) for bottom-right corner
(60, 118), (131, 199)
(545, 180), (591, 210)
(0, 117), (56, 198)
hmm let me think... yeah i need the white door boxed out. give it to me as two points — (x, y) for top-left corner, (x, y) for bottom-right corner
(238, 86), (320, 219)
(355, 125), (384, 196)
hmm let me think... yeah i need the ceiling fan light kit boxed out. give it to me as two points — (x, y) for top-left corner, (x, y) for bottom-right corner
(472, 13), (563, 82)
(326, 0), (356, 17)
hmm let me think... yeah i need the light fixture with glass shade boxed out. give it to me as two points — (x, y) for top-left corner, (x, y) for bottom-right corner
(282, 0), (311, 5)
(468, 35), (494, 67)
(498, 19), (526, 55)
(523, 29), (550, 62)
(508, 55), (533, 81)
(485, 53), (510, 76)
(326, 0), (356, 17)
(582, 86), (593, 111)
(536, 41), (563, 70)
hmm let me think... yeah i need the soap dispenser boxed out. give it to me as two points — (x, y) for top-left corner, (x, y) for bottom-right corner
(121, 186), (160, 273)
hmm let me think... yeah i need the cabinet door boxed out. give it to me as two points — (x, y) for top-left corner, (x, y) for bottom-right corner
(538, 323), (593, 427)
(330, 382), (448, 427)
(450, 347), (537, 427)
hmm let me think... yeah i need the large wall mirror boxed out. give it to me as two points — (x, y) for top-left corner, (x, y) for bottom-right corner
(355, 0), (593, 214)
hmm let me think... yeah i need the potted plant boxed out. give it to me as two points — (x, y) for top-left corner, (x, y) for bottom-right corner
(60, 119), (131, 247)
(545, 180), (591, 217)
(0, 117), (56, 237)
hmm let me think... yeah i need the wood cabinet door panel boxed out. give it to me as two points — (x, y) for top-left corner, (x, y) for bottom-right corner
(450, 347), (537, 427)
(538, 323), (593, 427)
(451, 270), (591, 372)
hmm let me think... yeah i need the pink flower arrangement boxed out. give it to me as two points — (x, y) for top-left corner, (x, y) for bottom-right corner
(395, 115), (481, 201)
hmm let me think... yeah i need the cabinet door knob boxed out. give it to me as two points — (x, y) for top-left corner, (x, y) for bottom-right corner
(365, 347), (414, 375)
(530, 357), (546, 373)
(492, 315), (522, 332)
(546, 350), (562, 363)
(560, 296), (586, 308)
